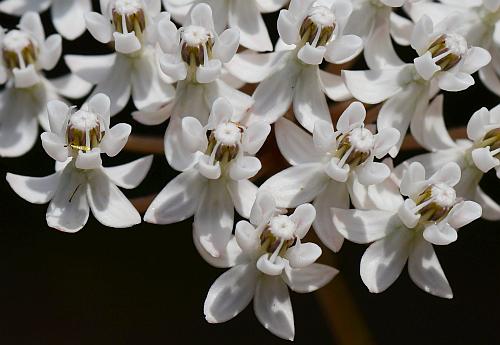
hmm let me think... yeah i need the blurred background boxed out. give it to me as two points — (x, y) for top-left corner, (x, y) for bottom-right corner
(0, 1), (499, 344)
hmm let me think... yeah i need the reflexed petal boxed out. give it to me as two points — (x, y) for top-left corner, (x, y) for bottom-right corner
(250, 190), (276, 226)
(85, 12), (113, 43)
(196, 60), (222, 84)
(144, 169), (206, 224)
(228, 0), (271, 52)
(40, 132), (68, 162)
(181, 117), (207, 153)
(254, 275), (295, 341)
(360, 229), (413, 293)
(229, 156), (261, 180)
(100, 123), (131, 157)
(313, 121), (336, 153)
(289, 203), (316, 239)
(0, 0), (50, 15)
(277, 9), (300, 45)
(297, 44), (326, 65)
(190, 2), (215, 31)
(319, 70), (351, 102)
(275, 118), (322, 165)
(389, 12), (413, 46)
(438, 71), (475, 92)
(373, 128), (400, 158)
(103, 155), (153, 189)
(429, 161), (461, 187)
(235, 220), (260, 255)
(333, 208), (401, 244)
(19, 11), (45, 43)
(472, 147), (499, 172)
(225, 51), (285, 83)
(283, 263), (338, 293)
(64, 54), (116, 84)
(194, 234), (244, 268)
(286, 242), (321, 268)
(194, 179), (235, 257)
(46, 164), (89, 233)
(204, 264), (258, 323)
(408, 238), (453, 298)
(6, 171), (61, 204)
(336, 101), (366, 133)
(260, 163), (328, 208)
(411, 15), (433, 55)
(88, 93), (111, 128)
(479, 64), (500, 97)
(256, 0), (289, 12)
(356, 161), (391, 186)
(313, 180), (349, 252)
(324, 34), (363, 65)
(51, 0), (90, 40)
(447, 200), (482, 229)
(227, 179), (258, 219)
(460, 47), (491, 75)
(293, 65), (331, 132)
(48, 74), (92, 99)
(47, 99), (69, 135)
(423, 223), (458, 245)
(467, 107), (490, 141)
(39, 34), (62, 71)
(242, 122), (271, 155)
(86, 169), (141, 228)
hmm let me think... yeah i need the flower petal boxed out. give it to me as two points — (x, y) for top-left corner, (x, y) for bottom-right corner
(242, 121), (271, 155)
(6, 171), (61, 204)
(144, 169), (206, 224)
(228, 0), (271, 52)
(48, 74), (93, 99)
(274, 118), (322, 165)
(283, 263), (338, 293)
(356, 161), (391, 186)
(336, 101), (366, 133)
(204, 263), (258, 323)
(39, 34), (62, 71)
(103, 155), (153, 189)
(235, 220), (260, 255)
(85, 12), (112, 44)
(229, 156), (262, 181)
(51, 0), (90, 40)
(227, 179), (257, 219)
(423, 223), (458, 246)
(286, 242), (321, 268)
(474, 187), (500, 221)
(289, 203), (316, 239)
(64, 53), (116, 84)
(100, 123), (131, 157)
(325, 34), (363, 65)
(250, 190), (276, 226)
(40, 132), (68, 162)
(319, 70), (351, 102)
(447, 200), (482, 229)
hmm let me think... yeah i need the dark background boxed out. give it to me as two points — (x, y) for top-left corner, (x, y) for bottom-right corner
(0, 1), (499, 344)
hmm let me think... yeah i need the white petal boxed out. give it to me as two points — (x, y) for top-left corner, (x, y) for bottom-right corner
(342, 67), (409, 104)
(460, 47), (491, 75)
(204, 264), (258, 323)
(251, 61), (301, 124)
(438, 71), (475, 92)
(88, 93), (111, 127)
(360, 229), (413, 293)
(195, 234), (244, 268)
(467, 107), (490, 142)
(479, 64), (500, 97)
(336, 101), (366, 133)
(286, 242), (321, 268)
(47, 99), (69, 135)
(229, 156), (261, 180)
(283, 263), (338, 293)
(319, 70), (351, 102)
(39, 34), (62, 71)
(313, 120), (336, 153)
(190, 3), (215, 31)
(100, 123), (131, 157)
(46, 164), (89, 233)
(348, 171), (404, 212)
(40, 132), (68, 162)
(333, 208), (401, 244)
(214, 28), (240, 62)
(103, 155), (153, 189)
(254, 275), (295, 341)
(429, 161), (461, 187)
(324, 157), (349, 182)
(373, 128), (400, 158)
(447, 200), (482, 229)
(0, 0), (50, 15)
(206, 79), (254, 119)
(256, 0), (288, 12)
(313, 180), (349, 252)
(181, 117), (207, 153)
(325, 34), (363, 64)
(260, 163), (328, 208)
(75, 148), (102, 170)
(19, 11), (45, 43)
(144, 169), (206, 224)
(225, 51), (285, 83)
(48, 74), (92, 99)
(400, 161), (426, 197)
(474, 187), (500, 221)
(196, 60), (222, 84)
(165, 116), (204, 172)
(297, 44), (326, 65)
(207, 97), (233, 129)
(257, 254), (286, 276)
(408, 238), (453, 298)
(235, 220), (260, 255)
(423, 223), (458, 246)
(274, 118), (322, 165)
(356, 161), (391, 186)
(389, 12), (413, 46)
(85, 12), (112, 43)
(159, 54), (187, 82)
(198, 156), (222, 180)
(13, 65), (40, 88)
(411, 15), (433, 55)
(6, 171), (61, 204)
(289, 203), (316, 239)
(277, 9), (300, 45)
(293, 65), (331, 132)
(242, 122), (271, 155)
(229, 0), (271, 52)
(114, 32), (142, 54)
(472, 147), (499, 173)
(64, 54), (116, 84)
(131, 52), (175, 110)
(51, 0), (90, 40)
(250, 190), (276, 226)
(227, 179), (258, 219)
(157, 18), (179, 53)
(194, 179), (235, 257)
(414, 52), (441, 80)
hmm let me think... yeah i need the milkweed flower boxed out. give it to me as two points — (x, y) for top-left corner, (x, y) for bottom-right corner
(65, 0), (175, 116)
(0, 0), (91, 40)
(407, 0), (500, 96)
(227, 0), (362, 132)
(144, 97), (270, 257)
(203, 191), (338, 341)
(133, 3), (253, 172)
(333, 161), (482, 298)
(397, 100), (500, 221)
(6, 94), (152, 232)
(343, 14), (491, 156)
(0, 12), (91, 157)
(162, 0), (288, 52)
(260, 102), (399, 252)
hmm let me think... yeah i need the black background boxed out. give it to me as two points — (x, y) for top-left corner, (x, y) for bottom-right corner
(0, 1), (499, 344)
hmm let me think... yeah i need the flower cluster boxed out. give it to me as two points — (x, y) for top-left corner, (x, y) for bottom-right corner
(1, 0), (498, 342)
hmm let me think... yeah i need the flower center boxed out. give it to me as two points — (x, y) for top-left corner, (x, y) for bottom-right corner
(180, 25), (213, 66)
(334, 127), (374, 168)
(476, 128), (500, 156)
(66, 110), (104, 152)
(427, 33), (468, 71)
(299, 6), (336, 47)
(349, 127), (375, 152)
(259, 215), (298, 258)
(206, 121), (244, 165)
(214, 122), (242, 146)
(112, 0), (145, 36)
(2, 30), (38, 70)
(413, 183), (458, 223)
(269, 215), (296, 240)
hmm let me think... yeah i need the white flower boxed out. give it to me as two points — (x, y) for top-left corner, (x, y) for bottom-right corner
(144, 97), (270, 257)
(65, 0), (175, 116)
(333, 161), (482, 298)
(344, 0), (417, 69)
(343, 15), (491, 156)
(6, 94), (152, 232)
(156, 3), (240, 84)
(162, 0), (288, 52)
(203, 191), (338, 341)
(0, 12), (92, 157)
(231, 0), (362, 132)
(407, 0), (500, 96)
(260, 102), (399, 252)
(133, 3), (253, 172)
(0, 0), (92, 40)
(397, 100), (500, 221)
